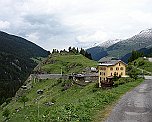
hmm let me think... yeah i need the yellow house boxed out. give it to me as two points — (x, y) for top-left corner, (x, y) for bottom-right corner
(98, 60), (127, 87)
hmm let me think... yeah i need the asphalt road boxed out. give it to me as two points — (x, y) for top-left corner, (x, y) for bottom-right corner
(106, 79), (152, 122)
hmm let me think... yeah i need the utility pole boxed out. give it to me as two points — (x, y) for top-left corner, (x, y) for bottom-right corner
(61, 67), (62, 76)
(38, 100), (39, 119)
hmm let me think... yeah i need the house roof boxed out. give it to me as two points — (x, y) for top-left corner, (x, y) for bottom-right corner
(98, 56), (118, 63)
(98, 60), (127, 66)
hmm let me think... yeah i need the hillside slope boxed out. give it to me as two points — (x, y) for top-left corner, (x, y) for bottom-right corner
(86, 46), (108, 61)
(0, 31), (48, 58)
(37, 54), (97, 74)
(0, 31), (49, 104)
(0, 78), (143, 122)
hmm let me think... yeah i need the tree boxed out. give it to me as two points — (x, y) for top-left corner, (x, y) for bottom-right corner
(80, 48), (85, 56)
(85, 52), (92, 60)
(113, 73), (118, 81)
(128, 50), (143, 62)
(52, 49), (56, 54)
(128, 68), (138, 80)
(71, 47), (77, 54)
(19, 96), (29, 107)
(76, 47), (79, 54)
(68, 47), (72, 52)
(2, 108), (10, 121)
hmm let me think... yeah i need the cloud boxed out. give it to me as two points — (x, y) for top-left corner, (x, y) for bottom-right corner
(0, 20), (10, 29)
(76, 31), (108, 43)
(0, 0), (152, 50)
(26, 32), (39, 44)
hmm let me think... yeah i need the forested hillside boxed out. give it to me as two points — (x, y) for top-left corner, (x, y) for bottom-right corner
(0, 31), (49, 104)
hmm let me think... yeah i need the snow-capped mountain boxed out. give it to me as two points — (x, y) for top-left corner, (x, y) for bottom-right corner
(138, 28), (152, 38)
(99, 39), (121, 48)
(87, 28), (152, 61)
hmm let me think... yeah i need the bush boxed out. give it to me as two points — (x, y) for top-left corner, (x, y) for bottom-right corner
(138, 60), (145, 66)
(51, 98), (56, 103)
(2, 108), (10, 120)
(128, 68), (138, 80)
(114, 77), (135, 86)
(92, 83), (99, 92)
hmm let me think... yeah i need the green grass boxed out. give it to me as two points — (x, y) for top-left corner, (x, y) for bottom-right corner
(41, 54), (97, 74)
(130, 57), (152, 74)
(0, 78), (143, 122)
(31, 57), (47, 64)
(136, 58), (152, 73)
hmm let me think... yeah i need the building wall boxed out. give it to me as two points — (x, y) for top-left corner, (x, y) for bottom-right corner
(98, 61), (126, 87)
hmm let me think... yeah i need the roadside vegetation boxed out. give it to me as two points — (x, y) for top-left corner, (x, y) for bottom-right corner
(127, 57), (152, 76)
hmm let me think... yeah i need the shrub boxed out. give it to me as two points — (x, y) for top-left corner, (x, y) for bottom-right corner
(92, 83), (99, 92)
(114, 77), (135, 86)
(51, 98), (56, 103)
(2, 108), (10, 120)
(138, 60), (145, 66)
(128, 68), (138, 80)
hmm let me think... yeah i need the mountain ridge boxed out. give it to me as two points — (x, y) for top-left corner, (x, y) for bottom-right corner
(87, 28), (152, 62)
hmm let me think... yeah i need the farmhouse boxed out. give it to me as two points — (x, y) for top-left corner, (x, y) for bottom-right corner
(98, 59), (127, 87)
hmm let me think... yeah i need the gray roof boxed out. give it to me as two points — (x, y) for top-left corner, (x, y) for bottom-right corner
(98, 60), (126, 66)
(98, 57), (118, 63)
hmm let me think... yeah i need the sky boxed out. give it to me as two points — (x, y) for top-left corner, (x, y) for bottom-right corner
(0, 0), (152, 51)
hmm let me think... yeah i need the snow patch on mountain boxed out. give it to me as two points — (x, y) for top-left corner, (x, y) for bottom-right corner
(138, 28), (152, 38)
(99, 39), (121, 48)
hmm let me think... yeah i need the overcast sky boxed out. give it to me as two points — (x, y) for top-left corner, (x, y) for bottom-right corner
(0, 0), (152, 50)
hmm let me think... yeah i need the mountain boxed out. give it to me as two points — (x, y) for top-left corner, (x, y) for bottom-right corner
(87, 28), (152, 62)
(86, 39), (120, 61)
(107, 29), (152, 58)
(99, 39), (121, 48)
(0, 31), (49, 104)
(121, 45), (152, 63)
(86, 46), (108, 61)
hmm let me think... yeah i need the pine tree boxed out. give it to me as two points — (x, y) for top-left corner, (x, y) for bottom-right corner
(68, 47), (72, 52)
(128, 50), (143, 62)
(76, 48), (79, 54)
(80, 48), (85, 56)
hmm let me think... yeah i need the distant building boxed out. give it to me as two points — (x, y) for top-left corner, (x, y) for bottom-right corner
(98, 57), (119, 63)
(98, 60), (127, 87)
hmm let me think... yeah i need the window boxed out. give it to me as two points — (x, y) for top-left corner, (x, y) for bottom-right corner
(120, 67), (123, 70)
(116, 67), (119, 70)
(111, 73), (113, 76)
(110, 67), (113, 70)
(119, 63), (120, 66)
(100, 77), (102, 81)
(121, 72), (123, 75)
(104, 73), (105, 76)
(100, 67), (106, 70)
(114, 72), (116, 75)
(117, 72), (118, 76)
(100, 72), (101, 75)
